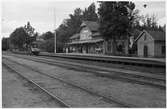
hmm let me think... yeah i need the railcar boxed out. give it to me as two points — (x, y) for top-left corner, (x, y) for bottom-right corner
(30, 41), (40, 55)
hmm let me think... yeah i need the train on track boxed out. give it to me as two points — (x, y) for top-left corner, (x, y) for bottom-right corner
(29, 41), (40, 56)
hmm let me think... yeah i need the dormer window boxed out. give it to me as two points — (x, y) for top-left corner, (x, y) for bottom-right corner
(83, 30), (89, 33)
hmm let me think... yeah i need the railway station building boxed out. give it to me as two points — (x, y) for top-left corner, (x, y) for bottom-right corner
(66, 21), (129, 55)
(66, 21), (104, 54)
(134, 30), (166, 57)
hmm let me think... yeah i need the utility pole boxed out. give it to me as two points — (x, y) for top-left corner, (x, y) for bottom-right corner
(54, 27), (56, 53)
(54, 8), (57, 53)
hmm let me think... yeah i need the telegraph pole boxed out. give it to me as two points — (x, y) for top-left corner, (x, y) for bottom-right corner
(54, 33), (56, 53)
(54, 8), (57, 53)
(54, 27), (56, 53)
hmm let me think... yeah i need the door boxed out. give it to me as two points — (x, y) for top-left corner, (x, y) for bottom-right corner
(144, 45), (148, 57)
(86, 45), (88, 53)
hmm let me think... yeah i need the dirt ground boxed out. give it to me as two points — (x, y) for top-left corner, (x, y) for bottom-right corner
(2, 65), (62, 108)
(3, 54), (166, 107)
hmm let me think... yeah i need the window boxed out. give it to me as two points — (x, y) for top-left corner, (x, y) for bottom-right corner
(161, 46), (165, 54)
(80, 29), (91, 40)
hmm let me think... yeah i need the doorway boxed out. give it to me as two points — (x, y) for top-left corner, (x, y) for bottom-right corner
(144, 45), (148, 57)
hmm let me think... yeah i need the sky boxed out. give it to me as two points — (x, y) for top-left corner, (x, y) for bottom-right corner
(1, 0), (166, 38)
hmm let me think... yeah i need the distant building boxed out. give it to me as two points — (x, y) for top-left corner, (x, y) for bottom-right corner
(135, 30), (165, 57)
(67, 21), (104, 54)
(66, 21), (131, 55)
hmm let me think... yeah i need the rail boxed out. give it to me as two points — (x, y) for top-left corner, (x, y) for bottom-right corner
(2, 62), (71, 108)
(9, 51), (165, 68)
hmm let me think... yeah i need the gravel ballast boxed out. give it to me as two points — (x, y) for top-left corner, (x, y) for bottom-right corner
(2, 64), (64, 108)
(3, 54), (166, 107)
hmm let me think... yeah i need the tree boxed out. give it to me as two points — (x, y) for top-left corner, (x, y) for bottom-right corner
(56, 24), (70, 52)
(41, 31), (54, 40)
(83, 3), (98, 21)
(98, 1), (136, 54)
(24, 22), (36, 45)
(38, 31), (55, 53)
(2, 37), (9, 51)
(139, 14), (162, 31)
(24, 22), (35, 37)
(67, 8), (83, 34)
(55, 3), (99, 52)
(10, 27), (29, 50)
(55, 8), (83, 52)
(43, 38), (54, 53)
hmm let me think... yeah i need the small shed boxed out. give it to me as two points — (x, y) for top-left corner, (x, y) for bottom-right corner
(135, 30), (165, 57)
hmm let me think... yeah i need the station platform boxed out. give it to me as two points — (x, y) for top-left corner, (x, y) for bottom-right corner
(7, 51), (165, 67)
(40, 52), (166, 63)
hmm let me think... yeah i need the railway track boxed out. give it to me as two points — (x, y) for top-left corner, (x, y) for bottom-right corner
(39, 55), (165, 75)
(11, 51), (165, 68)
(2, 62), (70, 108)
(37, 55), (165, 79)
(10, 51), (166, 75)
(3, 58), (134, 107)
(7, 54), (166, 89)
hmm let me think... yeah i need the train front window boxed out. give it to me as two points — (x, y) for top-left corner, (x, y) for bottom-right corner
(34, 44), (37, 48)
(32, 44), (37, 48)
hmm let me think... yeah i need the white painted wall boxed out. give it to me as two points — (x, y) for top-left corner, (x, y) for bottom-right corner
(137, 32), (155, 57)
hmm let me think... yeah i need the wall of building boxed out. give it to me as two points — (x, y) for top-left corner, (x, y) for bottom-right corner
(137, 32), (155, 57)
(154, 41), (165, 57)
(80, 27), (92, 40)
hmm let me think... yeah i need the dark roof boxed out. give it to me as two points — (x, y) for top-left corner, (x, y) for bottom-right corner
(70, 21), (100, 40)
(131, 29), (141, 39)
(135, 30), (166, 42)
(147, 30), (165, 41)
(81, 21), (99, 32)
(70, 33), (80, 39)
(68, 38), (103, 45)
(92, 32), (100, 37)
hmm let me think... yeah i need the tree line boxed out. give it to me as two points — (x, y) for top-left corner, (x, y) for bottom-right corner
(2, 2), (165, 53)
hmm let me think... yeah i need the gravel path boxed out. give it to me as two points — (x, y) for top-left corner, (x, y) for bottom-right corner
(3, 55), (166, 107)
(2, 64), (64, 108)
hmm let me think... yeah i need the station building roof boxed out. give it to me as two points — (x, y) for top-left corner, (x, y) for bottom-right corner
(67, 38), (103, 45)
(81, 21), (99, 32)
(70, 33), (80, 39)
(147, 30), (165, 41)
(135, 30), (166, 42)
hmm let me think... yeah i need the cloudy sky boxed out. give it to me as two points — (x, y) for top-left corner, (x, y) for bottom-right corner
(1, 0), (166, 37)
